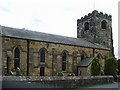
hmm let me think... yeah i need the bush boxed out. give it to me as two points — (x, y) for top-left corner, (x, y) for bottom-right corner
(91, 57), (101, 76)
(118, 59), (120, 75)
(104, 57), (117, 75)
(101, 71), (104, 75)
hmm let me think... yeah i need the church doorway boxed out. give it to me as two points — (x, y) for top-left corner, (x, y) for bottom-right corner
(40, 67), (45, 76)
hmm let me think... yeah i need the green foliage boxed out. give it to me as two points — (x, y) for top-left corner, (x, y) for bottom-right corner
(91, 57), (101, 76)
(104, 57), (117, 75)
(118, 59), (120, 75)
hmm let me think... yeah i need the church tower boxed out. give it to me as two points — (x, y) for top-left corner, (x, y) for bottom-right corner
(77, 10), (114, 56)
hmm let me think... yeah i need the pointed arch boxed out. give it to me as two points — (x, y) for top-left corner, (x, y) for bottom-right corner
(61, 50), (69, 55)
(12, 45), (23, 52)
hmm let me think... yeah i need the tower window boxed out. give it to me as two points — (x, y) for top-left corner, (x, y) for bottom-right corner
(62, 52), (67, 71)
(103, 41), (106, 45)
(84, 22), (89, 30)
(101, 20), (107, 29)
(40, 50), (45, 62)
(14, 48), (20, 69)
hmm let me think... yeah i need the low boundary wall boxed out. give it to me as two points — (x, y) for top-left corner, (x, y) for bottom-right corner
(3, 76), (118, 88)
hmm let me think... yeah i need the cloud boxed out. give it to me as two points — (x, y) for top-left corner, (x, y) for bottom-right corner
(0, 0), (12, 12)
(31, 18), (47, 27)
(0, 0), (119, 58)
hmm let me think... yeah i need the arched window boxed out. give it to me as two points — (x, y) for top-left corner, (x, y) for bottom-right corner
(81, 54), (84, 61)
(40, 50), (45, 62)
(14, 48), (20, 69)
(84, 22), (89, 30)
(101, 20), (107, 29)
(62, 52), (67, 71)
(40, 67), (45, 76)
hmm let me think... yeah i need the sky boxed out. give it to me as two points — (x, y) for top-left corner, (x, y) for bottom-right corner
(0, 0), (119, 59)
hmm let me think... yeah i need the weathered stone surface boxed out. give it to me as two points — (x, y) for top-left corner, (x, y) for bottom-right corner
(2, 37), (110, 76)
(2, 76), (115, 88)
(77, 10), (114, 56)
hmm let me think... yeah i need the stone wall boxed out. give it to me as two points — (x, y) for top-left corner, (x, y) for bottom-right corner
(3, 76), (115, 88)
(78, 65), (91, 76)
(2, 37), (27, 76)
(2, 37), (110, 76)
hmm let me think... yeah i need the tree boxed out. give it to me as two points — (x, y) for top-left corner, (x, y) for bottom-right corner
(91, 57), (101, 76)
(104, 57), (117, 75)
(118, 59), (120, 75)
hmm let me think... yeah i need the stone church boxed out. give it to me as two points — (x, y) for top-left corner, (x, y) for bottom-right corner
(1, 10), (114, 76)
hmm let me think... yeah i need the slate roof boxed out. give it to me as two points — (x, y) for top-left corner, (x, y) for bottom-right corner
(1, 26), (110, 50)
(78, 57), (94, 67)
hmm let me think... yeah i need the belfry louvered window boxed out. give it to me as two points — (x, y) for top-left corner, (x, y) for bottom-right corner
(84, 22), (89, 30)
(101, 20), (107, 29)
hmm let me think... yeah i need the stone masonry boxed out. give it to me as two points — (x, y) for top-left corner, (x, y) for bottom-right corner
(77, 10), (114, 56)
(2, 37), (110, 76)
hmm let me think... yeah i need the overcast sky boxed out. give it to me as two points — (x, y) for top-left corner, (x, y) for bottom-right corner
(0, 0), (119, 59)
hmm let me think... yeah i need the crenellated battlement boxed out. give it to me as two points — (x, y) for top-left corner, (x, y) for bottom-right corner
(78, 10), (112, 22)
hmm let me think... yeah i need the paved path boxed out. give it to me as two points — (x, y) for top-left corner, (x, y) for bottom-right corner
(77, 83), (120, 90)
(89, 82), (120, 88)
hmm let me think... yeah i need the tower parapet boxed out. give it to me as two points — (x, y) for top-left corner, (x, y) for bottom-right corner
(77, 10), (112, 24)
